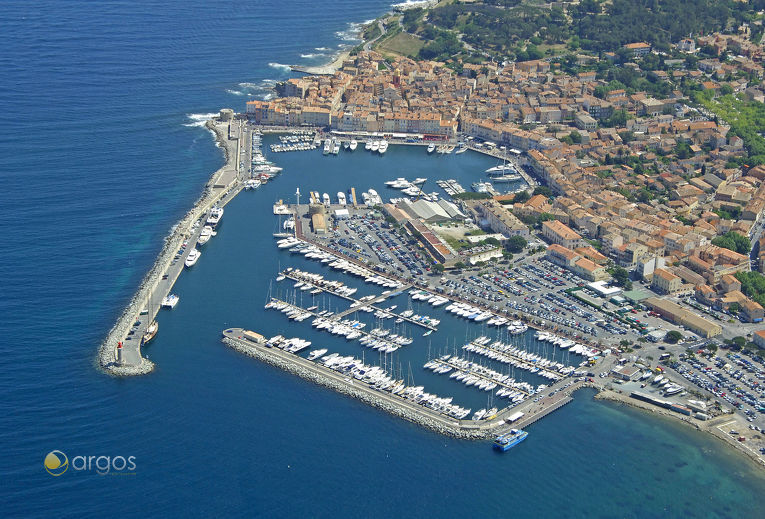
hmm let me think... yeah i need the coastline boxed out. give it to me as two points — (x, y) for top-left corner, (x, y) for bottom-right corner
(96, 115), (241, 376)
(594, 388), (765, 473)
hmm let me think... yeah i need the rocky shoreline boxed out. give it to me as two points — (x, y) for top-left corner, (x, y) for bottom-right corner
(595, 389), (765, 472)
(97, 117), (236, 376)
(222, 336), (501, 440)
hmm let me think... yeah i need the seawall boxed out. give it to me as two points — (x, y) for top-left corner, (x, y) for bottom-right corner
(97, 116), (242, 376)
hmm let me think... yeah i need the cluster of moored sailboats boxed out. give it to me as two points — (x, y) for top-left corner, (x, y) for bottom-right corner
(274, 241), (404, 289)
(315, 352), (473, 419)
(463, 336), (574, 380)
(426, 354), (540, 410)
(535, 331), (600, 358)
(264, 299), (314, 322)
(278, 268), (358, 298)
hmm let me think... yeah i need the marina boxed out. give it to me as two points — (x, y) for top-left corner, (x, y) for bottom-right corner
(97, 116), (765, 467)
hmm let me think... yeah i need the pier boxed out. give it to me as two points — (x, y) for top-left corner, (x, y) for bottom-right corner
(99, 117), (245, 374)
(279, 271), (438, 329)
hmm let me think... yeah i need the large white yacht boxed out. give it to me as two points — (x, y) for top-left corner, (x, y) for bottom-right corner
(197, 226), (214, 246)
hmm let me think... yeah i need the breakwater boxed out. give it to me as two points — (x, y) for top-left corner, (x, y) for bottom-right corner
(223, 328), (505, 439)
(222, 328), (585, 439)
(97, 116), (243, 376)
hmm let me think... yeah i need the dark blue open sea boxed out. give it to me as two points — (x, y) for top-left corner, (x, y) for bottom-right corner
(2, 1), (765, 517)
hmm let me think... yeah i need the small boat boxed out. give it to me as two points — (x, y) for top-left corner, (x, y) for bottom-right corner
(142, 320), (158, 344)
(364, 140), (372, 151)
(184, 248), (201, 268)
(349, 139), (358, 151)
(161, 294), (179, 309)
(422, 330), (433, 337)
(370, 141), (380, 152)
(455, 142), (468, 154)
(427, 143), (436, 154)
(378, 140), (389, 154)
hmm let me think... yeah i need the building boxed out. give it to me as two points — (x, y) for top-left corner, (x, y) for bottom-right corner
(542, 220), (583, 249)
(644, 298), (722, 338)
(741, 299), (764, 323)
(612, 365), (641, 381)
(753, 330), (765, 349)
(624, 42), (652, 57)
(464, 199), (529, 237)
(651, 268), (682, 295)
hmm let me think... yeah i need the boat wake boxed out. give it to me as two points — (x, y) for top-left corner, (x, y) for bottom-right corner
(183, 113), (218, 128)
(300, 53), (325, 59)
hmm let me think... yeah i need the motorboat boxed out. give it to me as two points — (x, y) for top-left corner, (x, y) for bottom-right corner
(184, 248), (201, 268)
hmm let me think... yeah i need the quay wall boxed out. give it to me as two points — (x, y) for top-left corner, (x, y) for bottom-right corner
(222, 333), (505, 440)
(97, 118), (241, 376)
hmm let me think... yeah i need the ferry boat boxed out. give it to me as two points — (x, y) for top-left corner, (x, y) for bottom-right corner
(206, 206), (224, 226)
(493, 429), (528, 452)
(142, 320), (158, 344)
(197, 225), (214, 246)
(161, 294), (179, 309)
(427, 143), (436, 154)
(349, 139), (358, 151)
(184, 248), (201, 268)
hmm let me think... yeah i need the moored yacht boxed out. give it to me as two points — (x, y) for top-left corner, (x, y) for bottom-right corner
(427, 143), (436, 154)
(161, 294), (179, 309)
(378, 140), (389, 154)
(184, 248), (201, 268)
(197, 225), (214, 246)
(206, 206), (224, 226)
(349, 139), (358, 151)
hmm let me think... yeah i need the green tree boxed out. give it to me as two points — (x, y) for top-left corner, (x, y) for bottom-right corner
(513, 191), (531, 203)
(711, 231), (750, 255)
(433, 263), (445, 273)
(610, 266), (631, 288)
(666, 330), (683, 343)
(533, 186), (552, 197)
(506, 235), (528, 253)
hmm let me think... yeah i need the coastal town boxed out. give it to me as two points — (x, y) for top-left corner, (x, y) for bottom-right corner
(101, 3), (765, 466)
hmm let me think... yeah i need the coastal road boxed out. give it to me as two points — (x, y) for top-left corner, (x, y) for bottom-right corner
(364, 20), (387, 52)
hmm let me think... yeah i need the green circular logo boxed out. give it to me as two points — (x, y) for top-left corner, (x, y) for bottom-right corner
(44, 450), (68, 476)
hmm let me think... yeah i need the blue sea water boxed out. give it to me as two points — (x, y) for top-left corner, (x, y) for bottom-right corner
(2, 1), (765, 517)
